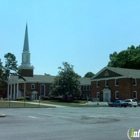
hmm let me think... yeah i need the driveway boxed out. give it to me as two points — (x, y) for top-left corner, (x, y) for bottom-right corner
(0, 107), (139, 140)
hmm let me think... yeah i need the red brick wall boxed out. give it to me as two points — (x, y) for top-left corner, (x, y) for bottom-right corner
(19, 83), (52, 97)
(91, 78), (140, 101)
(20, 69), (33, 77)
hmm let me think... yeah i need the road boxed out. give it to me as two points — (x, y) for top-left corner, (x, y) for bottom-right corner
(0, 107), (140, 140)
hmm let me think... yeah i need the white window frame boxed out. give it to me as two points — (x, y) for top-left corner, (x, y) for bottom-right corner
(96, 92), (100, 98)
(40, 84), (46, 97)
(96, 81), (100, 87)
(133, 79), (137, 86)
(83, 85), (86, 91)
(134, 91), (137, 99)
(115, 79), (119, 86)
(86, 85), (89, 91)
(89, 86), (91, 90)
(115, 91), (119, 99)
(105, 80), (108, 87)
(31, 84), (35, 89)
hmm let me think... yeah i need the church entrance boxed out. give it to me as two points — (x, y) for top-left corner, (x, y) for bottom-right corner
(102, 88), (111, 102)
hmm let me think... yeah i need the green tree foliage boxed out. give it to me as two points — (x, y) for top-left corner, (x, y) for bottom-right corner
(50, 62), (81, 101)
(0, 53), (18, 97)
(84, 72), (94, 78)
(108, 45), (140, 69)
(4, 53), (18, 80)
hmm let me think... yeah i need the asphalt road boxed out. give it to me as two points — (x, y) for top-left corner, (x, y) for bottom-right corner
(0, 107), (140, 140)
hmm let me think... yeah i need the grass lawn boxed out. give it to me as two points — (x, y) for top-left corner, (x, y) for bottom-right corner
(0, 100), (108, 108)
(0, 100), (54, 108)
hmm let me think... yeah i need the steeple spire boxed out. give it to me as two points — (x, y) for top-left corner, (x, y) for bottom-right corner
(23, 24), (29, 52)
(19, 24), (34, 77)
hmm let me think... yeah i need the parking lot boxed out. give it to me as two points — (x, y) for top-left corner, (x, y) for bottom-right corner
(0, 107), (140, 140)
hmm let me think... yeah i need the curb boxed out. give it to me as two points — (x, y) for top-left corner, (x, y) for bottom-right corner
(0, 114), (6, 117)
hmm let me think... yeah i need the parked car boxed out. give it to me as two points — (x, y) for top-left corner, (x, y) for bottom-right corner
(108, 100), (129, 107)
(124, 99), (138, 107)
(138, 102), (140, 106)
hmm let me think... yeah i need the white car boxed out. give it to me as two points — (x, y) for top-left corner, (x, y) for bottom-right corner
(124, 99), (138, 107)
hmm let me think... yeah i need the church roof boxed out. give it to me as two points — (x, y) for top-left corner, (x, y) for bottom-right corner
(9, 75), (91, 85)
(91, 66), (140, 80)
(23, 24), (29, 52)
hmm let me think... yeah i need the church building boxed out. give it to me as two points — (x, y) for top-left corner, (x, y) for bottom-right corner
(7, 24), (91, 100)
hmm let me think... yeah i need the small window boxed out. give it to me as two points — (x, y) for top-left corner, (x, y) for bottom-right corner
(86, 86), (89, 91)
(105, 80), (108, 87)
(96, 92), (100, 98)
(134, 91), (137, 99)
(115, 91), (119, 99)
(133, 79), (137, 86)
(96, 81), (100, 87)
(31, 84), (35, 89)
(89, 86), (91, 90)
(83, 86), (86, 91)
(115, 79), (119, 86)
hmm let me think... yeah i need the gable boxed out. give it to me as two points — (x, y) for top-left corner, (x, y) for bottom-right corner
(93, 69), (122, 79)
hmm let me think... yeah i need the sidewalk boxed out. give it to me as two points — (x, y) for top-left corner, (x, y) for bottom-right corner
(86, 101), (109, 106)
(11, 101), (65, 107)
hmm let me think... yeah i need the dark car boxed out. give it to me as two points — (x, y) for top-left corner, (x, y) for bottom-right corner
(109, 100), (129, 107)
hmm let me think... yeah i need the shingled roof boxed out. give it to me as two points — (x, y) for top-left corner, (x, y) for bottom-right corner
(91, 67), (140, 80)
(9, 75), (91, 85)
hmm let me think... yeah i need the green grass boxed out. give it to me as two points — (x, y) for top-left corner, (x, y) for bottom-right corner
(0, 100), (55, 108)
(0, 100), (108, 108)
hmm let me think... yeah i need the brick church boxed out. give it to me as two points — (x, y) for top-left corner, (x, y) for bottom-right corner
(91, 67), (140, 102)
(7, 24), (91, 100)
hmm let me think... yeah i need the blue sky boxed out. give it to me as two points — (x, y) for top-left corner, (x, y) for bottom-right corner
(0, 0), (140, 77)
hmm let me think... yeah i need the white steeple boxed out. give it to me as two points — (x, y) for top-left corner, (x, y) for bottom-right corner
(20, 24), (33, 69)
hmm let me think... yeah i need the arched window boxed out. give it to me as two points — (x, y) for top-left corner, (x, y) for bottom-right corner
(40, 84), (45, 97)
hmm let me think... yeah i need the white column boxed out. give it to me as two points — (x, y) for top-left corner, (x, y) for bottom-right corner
(16, 83), (19, 98)
(13, 83), (15, 100)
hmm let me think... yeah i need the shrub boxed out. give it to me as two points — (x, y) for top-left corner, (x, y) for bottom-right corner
(41, 96), (50, 100)
(16, 97), (25, 101)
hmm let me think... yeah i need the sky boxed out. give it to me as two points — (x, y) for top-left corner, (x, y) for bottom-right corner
(0, 0), (140, 77)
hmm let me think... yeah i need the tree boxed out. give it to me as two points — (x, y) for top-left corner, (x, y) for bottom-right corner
(50, 62), (81, 101)
(84, 72), (94, 78)
(0, 53), (18, 98)
(4, 53), (18, 80)
(108, 45), (140, 69)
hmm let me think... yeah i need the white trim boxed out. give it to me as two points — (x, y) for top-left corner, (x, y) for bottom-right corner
(115, 79), (119, 86)
(31, 84), (35, 89)
(102, 88), (111, 102)
(96, 92), (100, 98)
(115, 91), (119, 99)
(96, 81), (100, 87)
(40, 84), (45, 97)
(134, 91), (137, 99)
(91, 76), (128, 81)
(133, 79), (137, 86)
(105, 80), (108, 87)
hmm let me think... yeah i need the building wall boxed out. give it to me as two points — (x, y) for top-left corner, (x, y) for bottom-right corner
(18, 83), (91, 100)
(91, 78), (140, 101)
(19, 69), (33, 77)
(19, 83), (52, 98)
